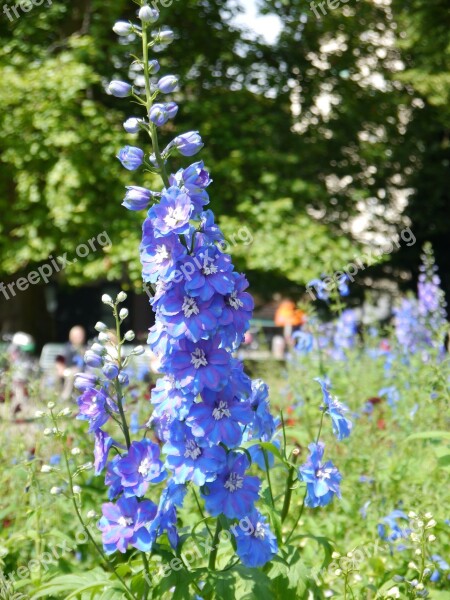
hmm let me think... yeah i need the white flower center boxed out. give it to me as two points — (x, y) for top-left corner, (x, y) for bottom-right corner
(155, 244), (169, 263)
(164, 207), (186, 228)
(190, 348), (208, 369)
(184, 439), (202, 460)
(228, 291), (244, 310)
(212, 400), (231, 420)
(138, 457), (152, 477)
(254, 522), (266, 539)
(224, 472), (244, 492)
(316, 467), (333, 480)
(202, 261), (218, 276)
(182, 296), (199, 318)
(118, 516), (133, 527)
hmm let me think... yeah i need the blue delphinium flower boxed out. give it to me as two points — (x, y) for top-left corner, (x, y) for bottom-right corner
(186, 387), (253, 447)
(94, 429), (116, 475)
(77, 387), (117, 433)
(299, 442), (342, 508)
(377, 510), (411, 548)
(315, 378), (352, 441)
(149, 480), (187, 550)
(202, 453), (260, 519)
(98, 496), (157, 554)
(172, 131), (203, 156)
(117, 146), (144, 171)
(115, 439), (166, 497)
(233, 509), (278, 567)
(163, 421), (226, 486)
(123, 186), (153, 211)
(292, 330), (314, 354)
(140, 222), (187, 284)
(149, 186), (193, 237)
(307, 278), (329, 301)
(430, 554), (450, 582)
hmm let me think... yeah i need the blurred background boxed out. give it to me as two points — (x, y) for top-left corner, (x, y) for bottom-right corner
(0, 0), (449, 349)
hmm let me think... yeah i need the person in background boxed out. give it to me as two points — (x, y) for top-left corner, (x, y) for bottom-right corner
(64, 326), (86, 370)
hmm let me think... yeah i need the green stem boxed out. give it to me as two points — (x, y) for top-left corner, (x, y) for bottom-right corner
(142, 552), (152, 600)
(262, 448), (275, 507)
(284, 489), (306, 545)
(280, 466), (295, 523)
(192, 487), (213, 539)
(208, 520), (222, 570)
(142, 25), (170, 188)
(53, 413), (136, 600)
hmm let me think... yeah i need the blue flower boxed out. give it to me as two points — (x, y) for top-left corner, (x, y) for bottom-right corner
(173, 131), (203, 156)
(292, 331), (314, 354)
(182, 246), (234, 301)
(157, 75), (178, 94)
(123, 186), (153, 211)
(315, 377), (352, 441)
(233, 509), (278, 567)
(169, 161), (211, 213)
(77, 387), (117, 433)
(140, 220), (187, 284)
(299, 442), (342, 508)
(149, 186), (193, 237)
(186, 388), (252, 447)
(149, 480), (187, 550)
(163, 421), (226, 485)
(307, 278), (329, 301)
(378, 386), (400, 409)
(98, 496), (157, 554)
(377, 510), (410, 544)
(151, 375), (195, 420)
(108, 81), (132, 98)
(115, 439), (166, 497)
(117, 146), (144, 171)
(150, 103), (169, 126)
(219, 273), (254, 349)
(202, 453), (260, 519)
(163, 336), (231, 394)
(249, 379), (276, 441)
(94, 429), (115, 475)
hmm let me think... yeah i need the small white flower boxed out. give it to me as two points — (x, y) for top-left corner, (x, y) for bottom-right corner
(73, 486), (82, 494)
(119, 308), (129, 320)
(102, 294), (113, 305)
(58, 407), (72, 417)
(116, 291), (127, 303)
(71, 448), (81, 455)
(47, 402), (55, 409)
(41, 465), (52, 473)
(428, 534), (436, 542)
(408, 511), (417, 518)
(50, 487), (62, 495)
(334, 569), (342, 576)
(95, 321), (108, 332)
(424, 512), (433, 519)
(347, 552), (353, 558)
(426, 519), (436, 528)
(386, 586), (400, 598)
(35, 410), (45, 418)
(43, 428), (52, 436)
(98, 332), (110, 343)
(132, 345), (145, 355)
(87, 510), (96, 519)
(124, 330), (135, 341)
(331, 552), (340, 559)
(415, 548), (421, 556)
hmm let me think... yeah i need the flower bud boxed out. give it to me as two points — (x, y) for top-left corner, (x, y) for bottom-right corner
(84, 350), (103, 368)
(119, 308), (129, 320)
(95, 321), (108, 332)
(157, 75), (178, 94)
(426, 519), (436, 528)
(43, 428), (52, 436)
(424, 512), (432, 519)
(103, 363), (119, 380)
(73, 485), (82, 494)
(47, 401), (55, 409)
(90, 342), (106, 356)
(139, 5), (159, 23)
(113, 21), (134, 36)
(41, 465), (52, 473)
(87, 510), (96, 519)
(132, 345), (145, 355)
(117, 291), (127, 303)
(108, 80), (132, 98)
(148, 59), (160, 74)
(101, 294), (113, 305)
(123, 186), (152, 211)
(124, 117), (144, 133)
(58, 407), (72, 417)
(71, 447), (81, 455)
(50, 486), (62, 495)
(173, 131), (203, 157)
(165, 101), (179, 119)
(150, 104), (169, 126)
(35, 410), (45, 418)
(428, 534), (436, 542)
(98, 332), (110, 343)
(118, 372), (129, 385)
(124, 330), (135, 341)
(157, 29), (174, 45)
(117, 146), (144, 171)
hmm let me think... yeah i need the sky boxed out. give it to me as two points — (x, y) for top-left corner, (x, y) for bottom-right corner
(231, 0), (283, 44)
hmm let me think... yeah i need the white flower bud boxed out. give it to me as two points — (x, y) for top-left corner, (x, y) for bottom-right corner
(415, 548), (421, 556)
(408, 511), (417, 518)
(428, 534), (436, 542)
(47, 401), (55, 409)
(424, 512), (432, 519)
(334, 569), (342, 576)
(331, 552), (340, 559)
(73, 485), (82, 494)
(132, 345), (145, 355)
(95, 321), (108, 332)
(113, 21), (134, 36)
(124, 330), (135, 341)
(347, 552), (353, 558)
(408, 561), (417, 570)
(426, 519), (436, 528)
(410, 533), (420, 542)
(35, 410), (45, 418)
(116, 291), (127, 303)
(87, 510), (96, 519)
(58, 407), (72, 417)
(416, 583), (424, 591)
(119, 308), (129, 320)
(50, 486), (62, 495)
(41, 465), (52, 473)
(139, 5), (159, 23)
(98, 332), (110, 343)
(101, 294), (113, 305)
(417, 520), (424, 528)
(71, 448), (81, 455)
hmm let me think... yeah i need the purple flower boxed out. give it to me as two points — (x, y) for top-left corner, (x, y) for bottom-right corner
(173, 131), (203, 157)
(315, 378), (352, 441)
(98, 496), (157, 554)
(74, 372), (98, 391)
(123, 186), (153, 211)
(140, 219), (186, 284)
(163, 421), (226, 485)
(115, 439), (166, 497)
(150, 375), (195, 420)
(162, 336), (231, 394)
(220, 273), (254, 349)
(202, 452), (260, 519)
(169, 161), (211, 213)
(299, 442), (342, 508)
(117, 146), (144, 171)
(186, 388), (252, 447)
(149, 186), (193, 237)
(108, 81), (132, 98)
(157, 75), (178, 94)
(233, 509), (278, 567)
(77, 387), (116, 433)
(164, 102), (178, 119)
(94, 429), (115, 475)
(150, 104), (169, 126)
(149, 480), (186, 549)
